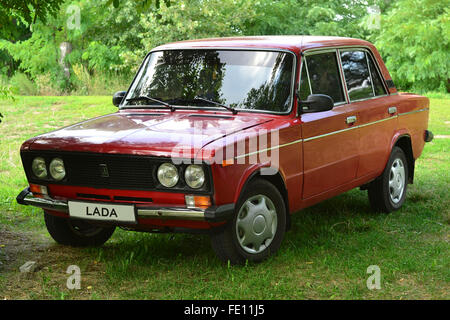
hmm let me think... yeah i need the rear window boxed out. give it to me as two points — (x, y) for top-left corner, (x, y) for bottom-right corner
(367, 54), (387, 96)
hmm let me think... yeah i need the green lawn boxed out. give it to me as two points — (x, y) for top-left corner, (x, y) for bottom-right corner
(0, 95), (448, 299)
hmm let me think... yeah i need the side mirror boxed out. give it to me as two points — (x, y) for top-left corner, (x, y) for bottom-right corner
(113, 91), (127, 107)
(298, 94), (334, 114)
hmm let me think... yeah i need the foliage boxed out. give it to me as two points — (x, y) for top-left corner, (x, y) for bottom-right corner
(0, 24), (60, 79)
(81, 41), (124, 73)
(0, 0), (138, 93)
(0, 0), (448, 94)
(371, 0), (450, 92)
(0, 83), (13, 100)
(138, 0), (257, 51)
(0, 0), (64, 37)
(245, 0), (384, 38)
(0, 0), (65, 100)
(9, 72), (38, 95)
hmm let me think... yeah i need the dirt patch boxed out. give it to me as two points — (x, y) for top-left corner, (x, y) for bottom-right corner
(0, 227), (49, 273)
(0, 226), (110, 299)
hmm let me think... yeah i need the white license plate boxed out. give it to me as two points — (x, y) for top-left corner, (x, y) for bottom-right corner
(68, 201), (136, 223)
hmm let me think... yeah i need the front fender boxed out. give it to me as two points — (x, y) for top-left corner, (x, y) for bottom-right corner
(234, 162), (287, 204)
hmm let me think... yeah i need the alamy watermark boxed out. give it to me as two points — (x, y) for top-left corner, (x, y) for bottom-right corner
(366, 265), (381, 290)
(366, 6), (381, 30)
(66, 265), (81, 290)
(66, 4), (81, 30)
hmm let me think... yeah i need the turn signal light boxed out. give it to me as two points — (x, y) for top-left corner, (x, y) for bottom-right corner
(29, 184), (48, 198)
(185, 195), (211, 209)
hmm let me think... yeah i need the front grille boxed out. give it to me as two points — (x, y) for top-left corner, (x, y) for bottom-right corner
(65, 153), (154, 189)
(21, 151), (212, 193)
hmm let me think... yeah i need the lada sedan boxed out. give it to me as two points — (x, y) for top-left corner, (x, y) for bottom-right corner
(17, 36), (433, 264)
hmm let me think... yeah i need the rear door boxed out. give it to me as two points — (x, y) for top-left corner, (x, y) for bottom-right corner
(300, 50), (360, 199)
(338, 49), (397, 178)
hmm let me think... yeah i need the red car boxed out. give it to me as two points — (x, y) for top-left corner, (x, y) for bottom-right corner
(17, 36), (433, 264)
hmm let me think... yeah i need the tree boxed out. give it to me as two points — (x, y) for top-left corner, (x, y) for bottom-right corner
(0, 0), (64, 101)
(373, 0), (450, 92)
(0, 0), (64, 38)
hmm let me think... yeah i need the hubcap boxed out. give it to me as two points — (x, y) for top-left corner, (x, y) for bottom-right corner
(389, 158), (406, 204)
(235, 195), (277, 254)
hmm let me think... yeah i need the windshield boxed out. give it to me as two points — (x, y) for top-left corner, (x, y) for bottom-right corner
(124, 49), (295, 113)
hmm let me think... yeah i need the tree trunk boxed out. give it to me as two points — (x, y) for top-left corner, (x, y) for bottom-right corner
(59, 42), (72, 79)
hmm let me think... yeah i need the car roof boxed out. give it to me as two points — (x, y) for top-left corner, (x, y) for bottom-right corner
(151, 36), (374, 54)
(149, 35), (396, 94)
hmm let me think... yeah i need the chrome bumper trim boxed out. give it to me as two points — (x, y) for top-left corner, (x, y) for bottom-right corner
(22, 193), (69, 213)
(20, 192), (206, 221)
(138, 208), (205, 221)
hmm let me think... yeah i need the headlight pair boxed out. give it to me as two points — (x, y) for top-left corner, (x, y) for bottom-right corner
(157, 163), (205, 189)
(31, 157), (65, 181)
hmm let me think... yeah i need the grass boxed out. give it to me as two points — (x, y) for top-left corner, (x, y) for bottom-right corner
(0, 95), (448, 300)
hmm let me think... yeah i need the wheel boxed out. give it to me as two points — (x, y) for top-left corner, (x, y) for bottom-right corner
(44, 211), (115, 247)
(210, 179), (286, 264)
(368, 146), (409, 213)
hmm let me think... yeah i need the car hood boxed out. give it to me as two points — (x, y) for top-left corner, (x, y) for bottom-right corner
(26, 111), (272, 159)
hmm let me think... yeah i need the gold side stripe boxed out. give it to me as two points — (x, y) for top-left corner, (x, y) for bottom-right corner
(303, 125), (358, 142)
(358, 115), (396, 128)
(233, 108), (429, 159)
(235, 138), (303, 159)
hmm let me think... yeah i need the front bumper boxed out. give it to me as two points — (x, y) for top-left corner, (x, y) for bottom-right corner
(16, 187), (234, 223)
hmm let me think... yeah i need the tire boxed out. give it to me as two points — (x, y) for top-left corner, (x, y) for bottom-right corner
(44, 211), (115, 247)
(210, 179), (286, 265)
(368, 146), (409, 213)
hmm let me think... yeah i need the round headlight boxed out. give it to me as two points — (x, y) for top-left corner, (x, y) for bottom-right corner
(184, 165), (205, 189)
(157, 163), (179, 188)
(32, 157), (47, 179)
(49, 158), (66, 181)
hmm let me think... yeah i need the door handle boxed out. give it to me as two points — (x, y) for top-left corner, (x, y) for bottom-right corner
(388, 106), (397, 114)
(346, 116), (357, 124)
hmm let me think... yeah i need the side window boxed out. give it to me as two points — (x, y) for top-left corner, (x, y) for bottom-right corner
(367, 54), (387, 96)
(340, 50), (374, 101)
(304, 52), (345, 104)
(299, 60), (311, 101)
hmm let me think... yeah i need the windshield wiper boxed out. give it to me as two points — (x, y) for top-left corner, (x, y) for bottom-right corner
(126, 95), (176, 112)
(194, 96), (237, 115)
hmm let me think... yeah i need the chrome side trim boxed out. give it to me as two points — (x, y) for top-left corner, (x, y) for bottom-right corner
(234, 138), (304, 160)
(233, 108), (429, 158)
(303, 125), (358, 142)
(398, 108), (429, 116)
(358, 115), (397, 128)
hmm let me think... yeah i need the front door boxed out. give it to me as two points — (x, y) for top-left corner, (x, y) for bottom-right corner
(299, 50), (360, 199)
